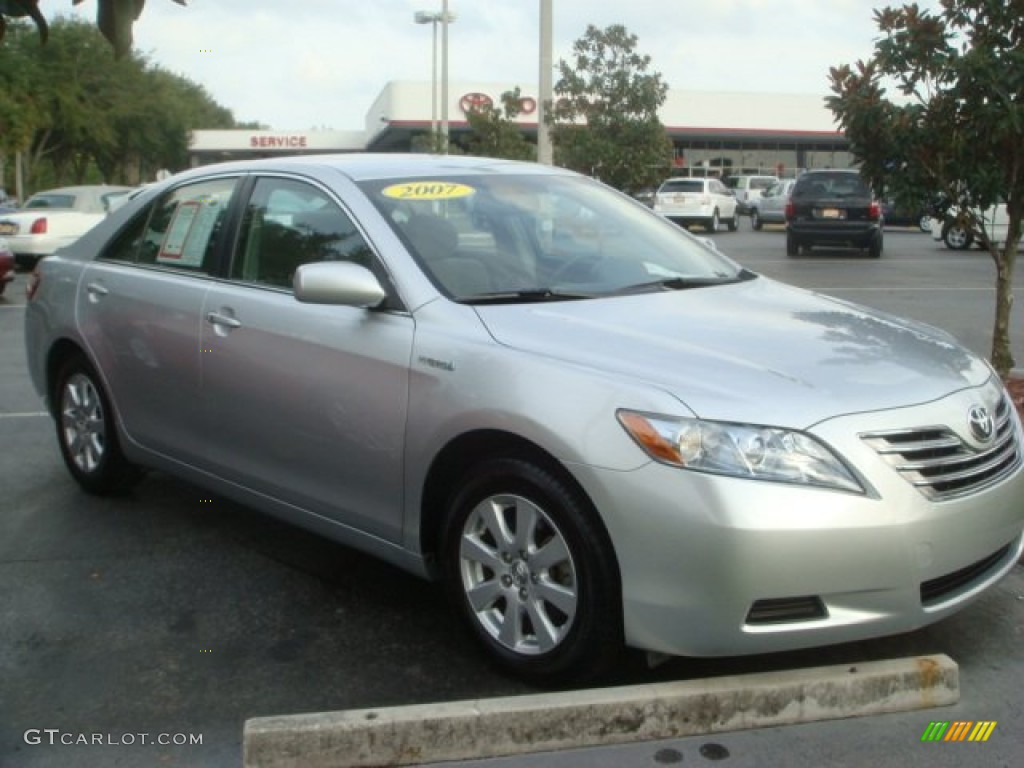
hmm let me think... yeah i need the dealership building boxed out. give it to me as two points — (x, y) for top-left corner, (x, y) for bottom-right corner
(189, 80), (852, 178)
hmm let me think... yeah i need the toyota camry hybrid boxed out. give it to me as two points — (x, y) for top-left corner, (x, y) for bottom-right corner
(23, 154), (1024, 685)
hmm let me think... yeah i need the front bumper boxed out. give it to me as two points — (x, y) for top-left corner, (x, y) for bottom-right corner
(571, 385), (1024, 658)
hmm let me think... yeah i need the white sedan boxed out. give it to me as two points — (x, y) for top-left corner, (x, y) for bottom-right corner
(0, 185), (133, 268)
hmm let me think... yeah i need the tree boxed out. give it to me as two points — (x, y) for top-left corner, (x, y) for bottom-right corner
(547, 24), (672, 194)
(1, 17), (236, 194)
(0, 0), (185, 57)
(827, 1), (1022, 377)
(463, 87), (536, 162)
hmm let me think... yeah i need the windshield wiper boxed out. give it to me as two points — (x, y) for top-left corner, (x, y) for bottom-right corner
(459, 288), (595, 305)
(608, 270), (756, 296)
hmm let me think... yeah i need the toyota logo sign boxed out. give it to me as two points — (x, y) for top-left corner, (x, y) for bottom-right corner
(967, 404), (995, 443)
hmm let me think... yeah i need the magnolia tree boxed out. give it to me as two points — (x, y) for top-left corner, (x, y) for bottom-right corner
(0, 0), (183, 56)
(547, 24), (673, 194)
(827, 0), (1021, 377)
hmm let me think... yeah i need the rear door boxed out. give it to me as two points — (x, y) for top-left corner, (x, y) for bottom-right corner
(76, 176), (242, 461)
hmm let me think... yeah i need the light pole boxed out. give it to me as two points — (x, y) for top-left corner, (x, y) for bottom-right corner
(414, 5), (456, 153)
(538, 0), (553, 165)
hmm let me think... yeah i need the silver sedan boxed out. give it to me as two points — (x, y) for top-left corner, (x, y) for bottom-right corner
(23, 154), (1024, 685)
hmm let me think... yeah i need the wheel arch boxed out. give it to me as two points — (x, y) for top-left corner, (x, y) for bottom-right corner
(418, 429), (621, 583)
(44, 338), (90, 417)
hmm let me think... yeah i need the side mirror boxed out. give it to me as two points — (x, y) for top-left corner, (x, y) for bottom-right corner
(293, 261), (387, 307)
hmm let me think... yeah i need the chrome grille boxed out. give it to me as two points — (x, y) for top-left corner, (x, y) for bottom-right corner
(861, 394), (1021, 500)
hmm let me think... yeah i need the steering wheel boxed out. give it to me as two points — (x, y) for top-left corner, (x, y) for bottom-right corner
(546, 250), (603, 283)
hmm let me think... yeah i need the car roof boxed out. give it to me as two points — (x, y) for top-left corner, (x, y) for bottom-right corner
(169, 153), (576, 185)
(30, 185), (134, 196)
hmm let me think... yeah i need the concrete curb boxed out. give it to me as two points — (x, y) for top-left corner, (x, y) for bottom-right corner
(243, 654), (958, 768)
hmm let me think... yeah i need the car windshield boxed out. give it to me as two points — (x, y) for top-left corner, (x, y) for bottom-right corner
(358, 174), (748, 301)
(25, 193), (76, 209)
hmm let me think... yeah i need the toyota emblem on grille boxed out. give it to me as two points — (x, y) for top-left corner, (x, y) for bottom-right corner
(967, 404), (994, 443)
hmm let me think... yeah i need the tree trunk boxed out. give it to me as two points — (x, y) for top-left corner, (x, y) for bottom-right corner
(990, 243), (1018, 378)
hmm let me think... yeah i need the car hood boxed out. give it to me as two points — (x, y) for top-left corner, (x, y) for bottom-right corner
(473, 276), (991, 427)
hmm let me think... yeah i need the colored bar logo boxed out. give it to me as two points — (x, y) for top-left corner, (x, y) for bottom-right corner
(921, 721), (996, 742)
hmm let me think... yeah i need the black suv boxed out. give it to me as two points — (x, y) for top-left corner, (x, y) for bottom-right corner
(785, 170), (883, 257)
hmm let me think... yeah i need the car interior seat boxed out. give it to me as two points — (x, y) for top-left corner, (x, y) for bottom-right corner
(404, 213), (492, 296)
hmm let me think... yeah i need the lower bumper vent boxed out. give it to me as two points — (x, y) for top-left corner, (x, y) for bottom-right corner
(746, 596), (827, 625)
(920, 542), (1012, 606)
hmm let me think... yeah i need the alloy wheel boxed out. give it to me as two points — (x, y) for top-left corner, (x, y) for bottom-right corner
(61, 372), (106, 474)
(458, 493), (578, 655)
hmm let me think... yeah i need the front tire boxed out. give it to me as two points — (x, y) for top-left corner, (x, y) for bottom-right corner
(726, 210), (738, 231)
(442, 459), (622, 686)
(54, 353), (140, 494)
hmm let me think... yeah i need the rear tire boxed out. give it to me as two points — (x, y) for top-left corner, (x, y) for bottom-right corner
(54, 353), (141, 494)
(441, 458), (622, 686)
(706, 211), (720, 233)
(786, 232), (800, 256)
(751, 209), (763, 231)
(868, 233), (883, 258)
(942, 223), (972, 250)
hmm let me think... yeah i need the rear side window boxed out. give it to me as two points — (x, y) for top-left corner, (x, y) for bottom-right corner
(101, 178), (240, 272)
(750, 177), (777, 190)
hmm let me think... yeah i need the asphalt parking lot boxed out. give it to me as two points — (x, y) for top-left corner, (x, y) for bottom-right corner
(2, 223), (1022, 767)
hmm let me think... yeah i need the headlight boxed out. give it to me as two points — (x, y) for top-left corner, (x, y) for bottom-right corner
(617, 410), (864, 494)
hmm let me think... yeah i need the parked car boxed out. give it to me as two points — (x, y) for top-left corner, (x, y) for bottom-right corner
(880, 199), (931, 231)
(750, 179), (796, 230)
(0, 237), (14, 295)
(629, 186), (656, 207)
(24, 154), (1024, 685)
(929, 201), (1010, 250)
(785, 170), (884, 257)
(652, 177), (739, 232)
(725, 174), (779, 214)
(0, 184), (133, 269)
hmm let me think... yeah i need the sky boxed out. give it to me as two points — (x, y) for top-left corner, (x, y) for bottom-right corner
(55, 0), (941, 132)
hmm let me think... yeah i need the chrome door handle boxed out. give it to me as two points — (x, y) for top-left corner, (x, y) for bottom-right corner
(85, 282), (109, 297)
(206, 311), (241, 329)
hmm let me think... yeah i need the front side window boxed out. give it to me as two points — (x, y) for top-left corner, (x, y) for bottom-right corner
(231, 177), (374, 290)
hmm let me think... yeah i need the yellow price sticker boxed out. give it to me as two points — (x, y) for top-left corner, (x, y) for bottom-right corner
(382, 181), (476, 201)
